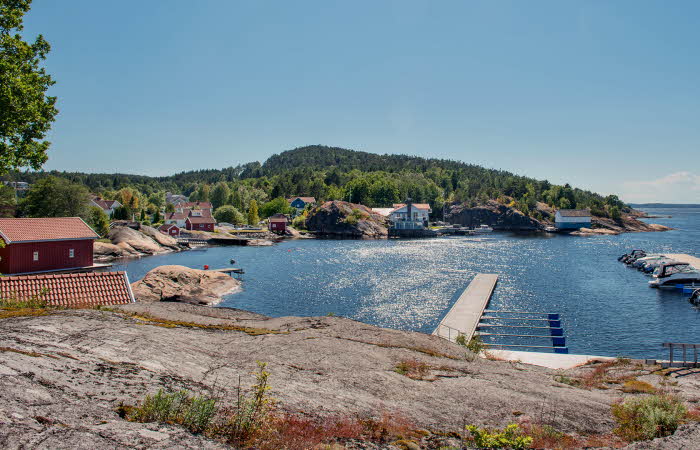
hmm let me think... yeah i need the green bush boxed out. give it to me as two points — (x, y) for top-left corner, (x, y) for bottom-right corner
(128, 389), (216, 433)
(612, 394), (687, 442)
(466, 423), (533, 449)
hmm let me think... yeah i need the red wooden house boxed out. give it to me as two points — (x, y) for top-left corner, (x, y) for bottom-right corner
(158, 223), (181, 237)
(268, 213), (288, 233)
(0, 217), (99, 275)
(185, 216), (215, 232)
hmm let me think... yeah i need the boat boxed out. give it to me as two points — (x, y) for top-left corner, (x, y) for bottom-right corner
(649, 262), (700, 288)
(472, 224), (493, 234)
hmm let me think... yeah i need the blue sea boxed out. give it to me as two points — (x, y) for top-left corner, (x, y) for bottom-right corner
(122, 207), (700, 359)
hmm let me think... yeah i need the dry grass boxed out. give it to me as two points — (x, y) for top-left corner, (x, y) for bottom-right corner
(122, 312), (283, 336)
(621, 379), (657, 394)
(394, 359), (431, 380)
(0, 308), (49, 319)
(0, 346), (44, 357)
(341, 337), (460, 360)
(522, 423), (625, 448)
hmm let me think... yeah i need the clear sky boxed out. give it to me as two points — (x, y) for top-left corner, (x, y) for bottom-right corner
(22, 0), (700, 203)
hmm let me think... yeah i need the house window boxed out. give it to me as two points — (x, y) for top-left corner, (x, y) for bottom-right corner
(33, 251), (39, 261)
(69, 249), (75, 258)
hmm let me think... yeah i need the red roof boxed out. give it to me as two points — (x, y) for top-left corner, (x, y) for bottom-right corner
(158, 223), (179, 231)
(0, 271), (134, 308)
(0, 217), (99, 244)
(186, 216), (216, 224)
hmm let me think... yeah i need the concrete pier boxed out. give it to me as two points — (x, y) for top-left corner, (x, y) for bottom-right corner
(433, 274), (498, 342)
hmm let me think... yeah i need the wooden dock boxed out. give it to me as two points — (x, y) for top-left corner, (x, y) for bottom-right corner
(665, 254), (700, 269)
(433, 274), (498, 342)
(212, 268), (245, 275)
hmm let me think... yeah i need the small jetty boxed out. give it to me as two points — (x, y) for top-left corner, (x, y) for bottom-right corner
(433, 274), (498, 342)
(212, 268), (245, 275)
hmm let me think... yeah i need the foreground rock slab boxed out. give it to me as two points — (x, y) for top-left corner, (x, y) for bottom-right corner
(1, 303), (698, 448)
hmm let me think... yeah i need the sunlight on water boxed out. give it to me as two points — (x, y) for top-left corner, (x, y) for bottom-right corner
(123, 208), (700, 359)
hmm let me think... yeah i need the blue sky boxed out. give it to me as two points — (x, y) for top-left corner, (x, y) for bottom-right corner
(23, 1), (700, 202)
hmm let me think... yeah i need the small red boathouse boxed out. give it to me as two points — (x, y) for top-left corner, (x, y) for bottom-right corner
(0, 217), (99, 275)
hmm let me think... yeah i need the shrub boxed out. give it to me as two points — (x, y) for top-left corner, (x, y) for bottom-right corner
(467, 335), (486, 354)
(466, 423), (533, 449)
(612, 394), (687, 442)
(127, 389), (217, 433)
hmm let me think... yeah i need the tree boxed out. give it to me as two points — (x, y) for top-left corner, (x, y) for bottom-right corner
(0, 0), (58, 174)
(210, 181), (230, 210)
(247, 199), (259, 225)
(112, 205), (129, 220)
(20, 176), (90, 218)
(139, 209), (146, 222)
(0, 183), (15, 217)
(153, 209), (161, 224)
(88, 206), (109, 236)
(165, 203), (175, 214)
(214, 205), (244, 225)
(610, 206), (621, 221)
(259, 197), (293, 218)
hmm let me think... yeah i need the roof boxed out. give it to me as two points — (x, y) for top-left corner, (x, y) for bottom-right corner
(180, 202), (212, 210)
(158, 223), (179, 231)
(557, 209), (591, 217)
(186, 216), (216, 224)
(0, 217), (99, 244)
(92, 197), (121, 210)
(166, 212), (188, 220)
(269, 214), (288, 222)
(0, 271), (135, 308)
(371, 208), (394, 217)
(287, 197), (316, 204)
(391, 203), (431, 212)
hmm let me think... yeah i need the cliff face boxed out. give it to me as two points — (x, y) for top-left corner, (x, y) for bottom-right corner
(446, 200), (543, 231)
(305, 200), (389, 238)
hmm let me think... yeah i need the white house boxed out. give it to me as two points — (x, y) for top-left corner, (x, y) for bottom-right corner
(90, 197), (122, 217)
(388, 201), (431, 230)
(555, 209), (592, 230)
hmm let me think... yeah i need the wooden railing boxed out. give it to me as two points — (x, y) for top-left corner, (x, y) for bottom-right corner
(662, 343), (699, 368)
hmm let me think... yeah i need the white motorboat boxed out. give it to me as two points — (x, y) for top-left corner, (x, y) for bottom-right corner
(649, 262), (700, 288)
(472, 224), (493, 234)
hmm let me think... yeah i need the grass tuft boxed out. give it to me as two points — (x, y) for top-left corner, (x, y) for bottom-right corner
(394, 359), (431, 380)
(621, 379), (657, 394)
(612, 394), (687, 442)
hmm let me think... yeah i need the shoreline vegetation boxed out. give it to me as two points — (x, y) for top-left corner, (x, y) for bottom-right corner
(8, 146), (670, 242)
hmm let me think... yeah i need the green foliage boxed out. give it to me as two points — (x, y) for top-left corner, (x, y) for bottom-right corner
(165, 203), (175, 213)
(214, 205), (245, 225)
(610, 206), (621, 221)
(211, 182), (230, 210)
(462, 335), (486, 354)
(0, 291), (47, 309)
(88, 206), (110, 236)
(0, 183), (15, 217)
(259, 197), (293, 218)
(112, 205), (130, 220)
(466, 423), (533, 449)
(127, 389), (217, 434)
(612, 395), (687, 442)
(20, 176), (90, 218)
(0, 0), (58, 174)
(247, 199), (259, 225)
(152, 209), (161, 224)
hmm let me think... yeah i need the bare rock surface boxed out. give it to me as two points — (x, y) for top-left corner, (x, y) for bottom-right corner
(2, 303), (699, 448)
(93, 241), (140, 260)
(446, 200), (542, 231)
(305, 201), (389, 238)
(130, 265), (240, 304)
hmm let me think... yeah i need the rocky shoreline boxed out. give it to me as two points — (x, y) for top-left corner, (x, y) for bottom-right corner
(1, 302), (698, 448)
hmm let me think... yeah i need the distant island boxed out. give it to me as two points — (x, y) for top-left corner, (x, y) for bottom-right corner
(629, 203), (700, 208)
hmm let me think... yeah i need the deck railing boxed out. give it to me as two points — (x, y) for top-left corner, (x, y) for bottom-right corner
(662, 342), (699, 368)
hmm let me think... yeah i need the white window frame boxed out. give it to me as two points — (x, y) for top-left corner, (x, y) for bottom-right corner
(69, 249), (75, 258)
(33, 251), (39, 261)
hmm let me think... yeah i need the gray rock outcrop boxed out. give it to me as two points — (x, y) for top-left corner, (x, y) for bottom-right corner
(130, 265), (240, 305)
(305, 200), (389, 238)
(446, 200), (543, 230)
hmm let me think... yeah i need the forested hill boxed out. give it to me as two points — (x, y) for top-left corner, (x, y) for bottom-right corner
(9, 145), (627, 220)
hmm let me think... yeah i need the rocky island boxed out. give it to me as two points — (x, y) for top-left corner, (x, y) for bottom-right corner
(305, 200), (389, 238)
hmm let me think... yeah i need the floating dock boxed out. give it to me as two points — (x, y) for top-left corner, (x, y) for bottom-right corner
(211, 268), (245, 275)
(665, 254), (700, 268)
(432, 274), (498, 342)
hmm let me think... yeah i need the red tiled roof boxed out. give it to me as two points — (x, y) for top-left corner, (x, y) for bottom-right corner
(186, 216), (216, 224)
(158, 224), (178, 231)
(0, 217), (99, 244)
(0, 271), (135, 308)
(166, 212), (188, 220)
